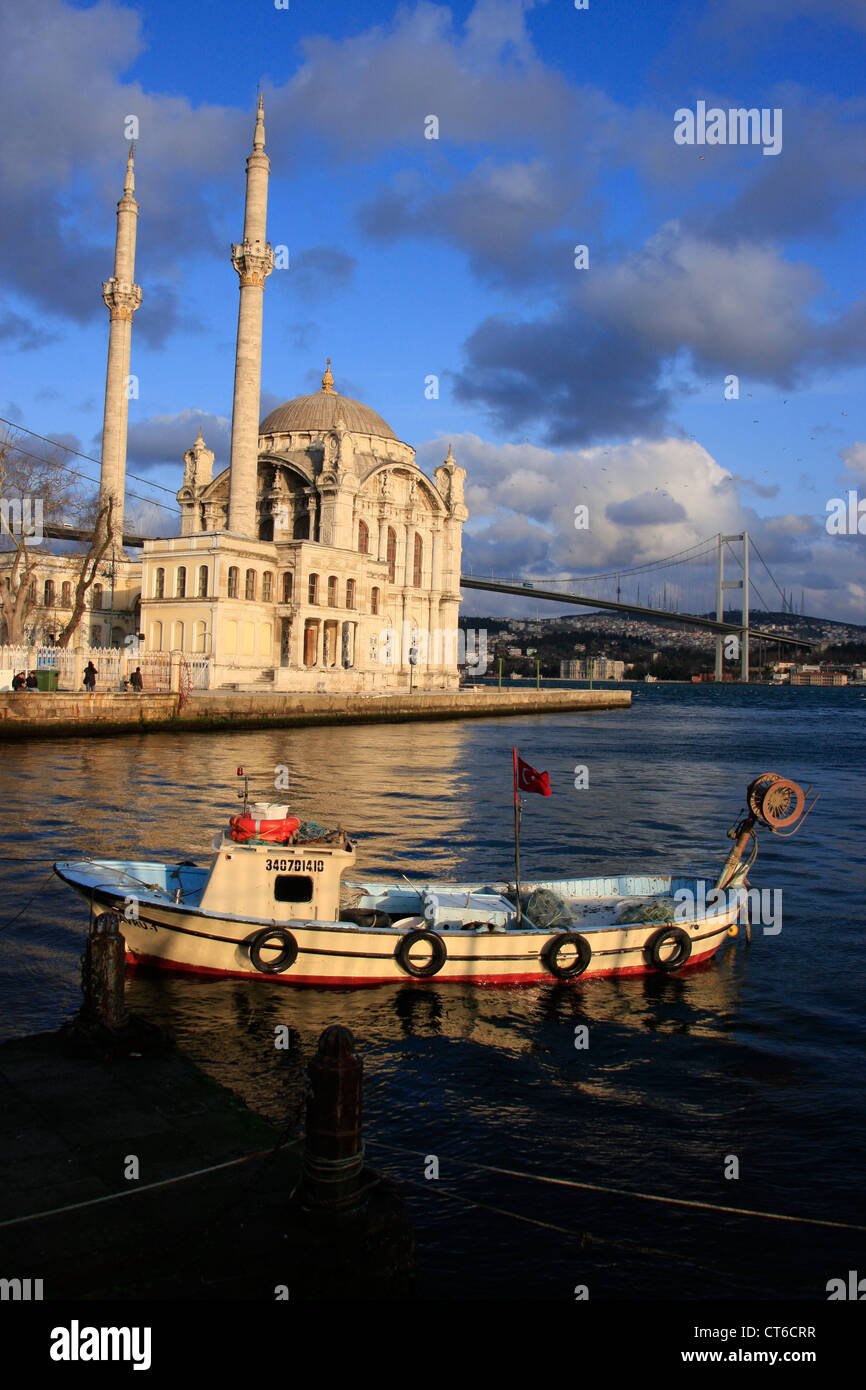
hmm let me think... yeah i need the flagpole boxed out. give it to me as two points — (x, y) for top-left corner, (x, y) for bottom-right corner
(512, 747), (522, 927)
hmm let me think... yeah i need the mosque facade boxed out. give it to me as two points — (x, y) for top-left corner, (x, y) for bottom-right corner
(4, 101), (468, 692)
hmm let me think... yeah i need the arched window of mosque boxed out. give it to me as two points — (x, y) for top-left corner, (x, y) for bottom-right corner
(176, 567), (187, 599)
(198, 566), (208, 598)
(227, 567), (239, 598)
(308, 573), (319, 605)
(43, 579), (55, 607)
(371, 587), (380, 616)
(386, 528), (397, 584)
(245, 569), (257, 601)
(327, 576), (338, 607)
(413, 534), (423, 588)
(358, 519), (369, 554)
(61, 582), (72, 607)
(92, 583), (103, 610)
(282, 572), (293, 603)
(293, 513), (310, 540)
(155, 568), (165, 599)
(346, 579), (356, 610)
(262, 572), (273, 603)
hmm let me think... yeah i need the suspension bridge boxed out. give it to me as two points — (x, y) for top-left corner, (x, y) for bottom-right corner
(28, 520), (815, 682)
(461, 533), (815, 680)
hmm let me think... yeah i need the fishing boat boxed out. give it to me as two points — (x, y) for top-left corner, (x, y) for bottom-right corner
(53, 770), (813, 987)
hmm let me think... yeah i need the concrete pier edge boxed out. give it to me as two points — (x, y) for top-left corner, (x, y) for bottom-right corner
(0, 687), (631, 740)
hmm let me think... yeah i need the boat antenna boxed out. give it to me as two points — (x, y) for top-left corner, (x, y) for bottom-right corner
(237, 766), (250, 817)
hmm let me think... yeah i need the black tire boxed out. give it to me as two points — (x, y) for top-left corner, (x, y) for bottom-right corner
(644, 925), (692, 973)
(248, 926), (298, 974)
(395, 929), (447, 978)
(542, 931), (592, 980)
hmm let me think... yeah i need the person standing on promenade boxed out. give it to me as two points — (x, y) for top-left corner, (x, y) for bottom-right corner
(83, 661), (98, 692)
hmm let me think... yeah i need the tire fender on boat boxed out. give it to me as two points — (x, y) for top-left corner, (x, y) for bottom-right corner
(644, 925), (692, 973)
(542, 931), (592, 980)
(248, 926), (299, 974)
(395, 929), (447, 978)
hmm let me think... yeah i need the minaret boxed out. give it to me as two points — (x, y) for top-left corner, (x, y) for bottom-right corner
(99, 145), (142, 551)
(227, 96), (274, 536)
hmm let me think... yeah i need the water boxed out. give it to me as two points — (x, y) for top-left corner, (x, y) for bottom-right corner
(1, 683), (864, 1299)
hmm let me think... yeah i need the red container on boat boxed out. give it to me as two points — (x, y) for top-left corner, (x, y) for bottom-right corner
(229, 813), (300, 844)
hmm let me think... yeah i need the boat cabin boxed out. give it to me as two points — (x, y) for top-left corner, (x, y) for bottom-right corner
(198, 804), (356, 923)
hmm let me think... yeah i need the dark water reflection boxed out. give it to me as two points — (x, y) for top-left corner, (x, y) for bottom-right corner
(1, 684), (864, 1298)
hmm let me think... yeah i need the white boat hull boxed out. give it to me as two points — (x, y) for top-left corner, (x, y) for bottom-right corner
(54, 862), (742, 987)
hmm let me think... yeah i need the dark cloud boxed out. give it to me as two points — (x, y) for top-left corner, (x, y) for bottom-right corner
(124, 409), (230, 473)
(285, 246), (357, 303)
(450, 226), (866, 444)
(606, 493), (688, 526)
(0, 307), (57, 352)
(358, 158), (585, 288)
(732, 473), (781, 498)
(0, 1), (242, 341)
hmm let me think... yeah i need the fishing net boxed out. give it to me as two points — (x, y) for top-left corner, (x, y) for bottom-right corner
(505, 887), (573, 929)
(295, 821), (347, 846)
(614, 898), (676, 925)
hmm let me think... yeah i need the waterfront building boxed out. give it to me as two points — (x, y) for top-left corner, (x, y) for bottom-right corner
(790, 667), (848, 686)
(141, 100), (466, 690)
(560, 657), (626, 681)
(3, 103), (467, 689)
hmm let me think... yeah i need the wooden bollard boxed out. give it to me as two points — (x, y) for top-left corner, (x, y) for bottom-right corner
(79, 912), (129, 1031)
(301, 1025), (364, 1211)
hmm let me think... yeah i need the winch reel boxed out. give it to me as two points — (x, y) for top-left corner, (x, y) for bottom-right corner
(745, 772), (811, 834)
(716, 771), (817, 896)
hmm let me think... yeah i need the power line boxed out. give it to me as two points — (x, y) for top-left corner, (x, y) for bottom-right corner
(0, 424), (181, 518)
(0, 416), (182, 503)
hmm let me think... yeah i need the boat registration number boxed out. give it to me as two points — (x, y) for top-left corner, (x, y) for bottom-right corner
(265, 858), (324, 873)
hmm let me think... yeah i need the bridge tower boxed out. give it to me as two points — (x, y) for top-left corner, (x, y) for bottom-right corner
(715, 532), (750, 682)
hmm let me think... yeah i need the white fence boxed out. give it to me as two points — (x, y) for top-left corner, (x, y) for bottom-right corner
(0, 644), (211, 692)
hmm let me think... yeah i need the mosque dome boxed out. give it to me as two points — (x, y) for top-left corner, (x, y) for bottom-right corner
(259, 359), (397, 440)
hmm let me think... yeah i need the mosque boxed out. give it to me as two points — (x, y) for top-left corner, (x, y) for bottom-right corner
(6, 100), (468, 690)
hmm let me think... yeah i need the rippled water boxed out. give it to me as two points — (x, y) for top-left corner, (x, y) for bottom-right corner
(1, 683), (864, 1298)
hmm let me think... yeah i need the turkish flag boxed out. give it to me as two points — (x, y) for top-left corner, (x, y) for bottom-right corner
(516, 755), (552, 797)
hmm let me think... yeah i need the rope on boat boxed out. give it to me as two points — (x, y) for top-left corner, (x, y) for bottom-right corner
(365, 1140), (866, 1234)
(0, 1140), (303, 1230)
(393, 1172), (734, 1273)
(0, 869), (59, 935)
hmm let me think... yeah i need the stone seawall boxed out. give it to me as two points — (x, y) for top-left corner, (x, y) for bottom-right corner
(0, 686), (631, 740)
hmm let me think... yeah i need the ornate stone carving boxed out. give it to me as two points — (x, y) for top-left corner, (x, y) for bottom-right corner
(102, 278), (142, 320)
(231, 240), (274, 286)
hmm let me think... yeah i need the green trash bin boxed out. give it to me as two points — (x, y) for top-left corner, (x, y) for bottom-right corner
(36, 670), (59, 692)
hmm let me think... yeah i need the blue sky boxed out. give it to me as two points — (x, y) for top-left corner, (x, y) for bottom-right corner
(1, 0), (865, 618)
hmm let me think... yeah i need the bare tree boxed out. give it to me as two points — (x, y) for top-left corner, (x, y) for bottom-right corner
(0, 428), (104, 646)
(54, 496), (115, 648)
